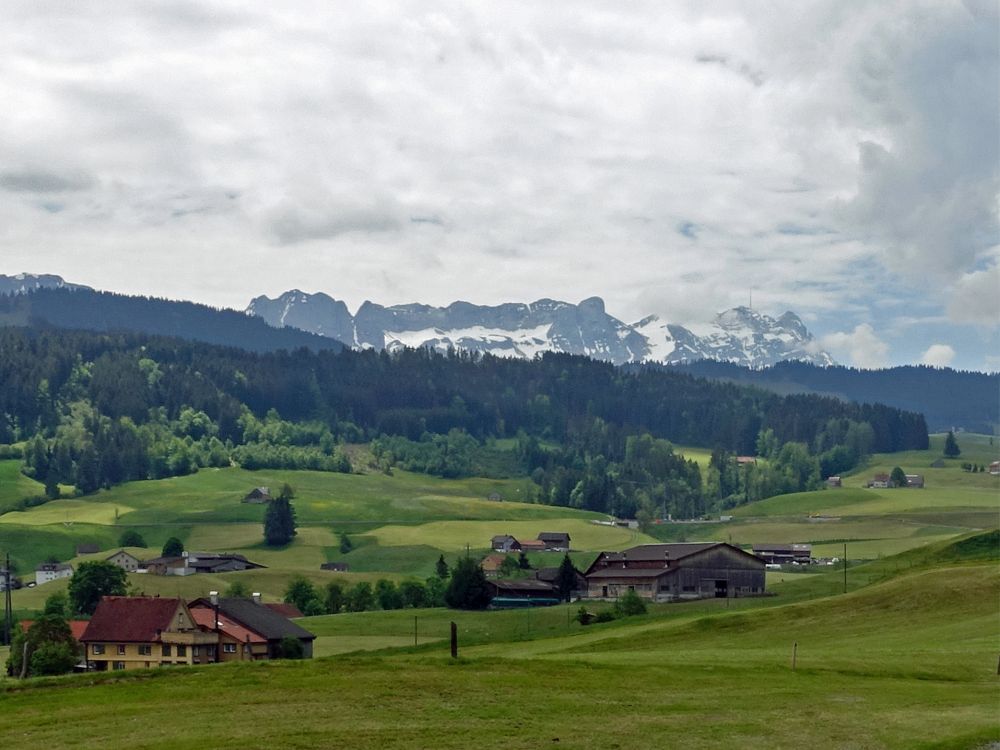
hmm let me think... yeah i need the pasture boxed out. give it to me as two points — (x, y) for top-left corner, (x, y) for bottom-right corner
(1, 537), (996, 749)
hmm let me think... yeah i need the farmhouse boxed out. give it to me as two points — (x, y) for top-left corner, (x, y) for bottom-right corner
(35, 562), (73, 586)
(584, 542), (765, 602)
(752, 544), (812, 565)
(188, 593), (315, 659)
(80, 596), (218, 671)
(868, 473), (891, 488)
(480, 553), (509, 578)
(491, 535), (521, 553)
(105, 550), (141, 572)
(537, 532), (571, 551)
(242, 487), (272, 503)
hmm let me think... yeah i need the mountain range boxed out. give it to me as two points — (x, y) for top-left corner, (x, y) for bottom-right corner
(246, 290), (835, 369)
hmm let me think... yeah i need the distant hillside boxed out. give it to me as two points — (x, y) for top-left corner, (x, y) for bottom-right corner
(660, 360), (999, 435)
(0, 287), (345, 354)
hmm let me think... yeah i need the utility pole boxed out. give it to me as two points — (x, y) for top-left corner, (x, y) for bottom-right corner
(3, 552), (12, 647)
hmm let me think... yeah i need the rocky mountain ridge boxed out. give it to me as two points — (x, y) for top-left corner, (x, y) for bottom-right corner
(246, 290), (835, 368)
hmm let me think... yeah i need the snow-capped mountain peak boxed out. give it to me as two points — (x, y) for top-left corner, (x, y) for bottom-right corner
(246, 291), (836, 368)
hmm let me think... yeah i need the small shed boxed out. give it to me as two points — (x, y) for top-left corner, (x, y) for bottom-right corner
(243, 487), (272, 504)
(905, 474), (924, 488)
(826, 476), (842, 488)
(75, 543), (100, 555)
(320, 562), (350, 572)
(537, 532), (571, 551)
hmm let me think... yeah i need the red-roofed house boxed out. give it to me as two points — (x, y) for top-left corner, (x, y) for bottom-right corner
(80, 596), (217, 671)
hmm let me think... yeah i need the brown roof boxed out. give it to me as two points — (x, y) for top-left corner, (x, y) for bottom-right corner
(519, 540), (546, 550)
(80, 596), (183, 643)
(538, 532), (570, 542)
(489, 578), (556, 593)
(481, 553), (508, 572)
(264, 602), (303, 619)
(21, 619), (89, 642)
(586, 568), (672, 579)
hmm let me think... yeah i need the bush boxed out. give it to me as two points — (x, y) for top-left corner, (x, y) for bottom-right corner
(277, 636), (304, 659)
(118, 530), (146, 548)
(593, 610), (617, 623)
(161, 537), (184, 557)
(613, 589), (648, 617)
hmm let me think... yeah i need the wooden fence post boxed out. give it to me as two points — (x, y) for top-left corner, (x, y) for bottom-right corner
(791, 641), (797, 671)
(450, 621), (458, 659)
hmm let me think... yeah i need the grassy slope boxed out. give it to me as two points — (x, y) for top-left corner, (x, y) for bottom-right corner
(1, 537), (997, 750)
(0, 460), (43, 508)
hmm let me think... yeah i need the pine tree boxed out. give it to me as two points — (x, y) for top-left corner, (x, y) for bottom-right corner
(444, 557), (491, 610)
(435, 554), (449, 579)
(555, 553), (578, 602)
(943, 430), (961, 458)
(264, 497), (297, 546)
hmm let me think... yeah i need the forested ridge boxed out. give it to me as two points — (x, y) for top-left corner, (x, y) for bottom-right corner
(663, 360), (998, 434)
(0, 326), (928, 519)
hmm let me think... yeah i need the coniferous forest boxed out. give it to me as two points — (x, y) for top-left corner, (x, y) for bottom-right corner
(0, 326), (928, 520)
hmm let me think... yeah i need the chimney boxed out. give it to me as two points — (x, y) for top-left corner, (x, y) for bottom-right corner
(252, 592), (261, 604)
(209, 590), (218, 606)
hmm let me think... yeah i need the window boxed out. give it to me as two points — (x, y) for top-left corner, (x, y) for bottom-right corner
(682, 585), (696, 592)
(161, 645), (171, 657)
(113, 661), (126, 671)
(92, 644), (105, 655)
(138, 645), (152, 656)
(223, 643), (237, 653)
(176, 645), (187, 657)
(192, 646), (200, 656)
(117, 644), (126, 656)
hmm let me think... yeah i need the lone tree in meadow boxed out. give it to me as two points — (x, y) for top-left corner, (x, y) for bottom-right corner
(161, 536), (184, 557)
(943, 430), (961, 458)
(67, 561), (127, 615)
(264, 496), (297, 546)
(118, 530), (146, 548)
(890, 466), (907, 488)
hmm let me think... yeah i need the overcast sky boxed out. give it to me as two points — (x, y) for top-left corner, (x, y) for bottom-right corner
(1, 1), (997, 370)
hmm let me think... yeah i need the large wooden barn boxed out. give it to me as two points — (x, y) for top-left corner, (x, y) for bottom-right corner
(584, 542), (765, 602)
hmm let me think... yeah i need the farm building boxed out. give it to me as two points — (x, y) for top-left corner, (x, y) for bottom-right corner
(480, 553), (509, 578)
(142, 551), (265, 576)
(537, 532), (571, 551)
(535, 566), (587, 598)
(491, 535), (521, 553)
(584, 543), (765, 602)
(868, 473), (891, 488)
(905, 474), (924, 488)
(320, 561), (350, 572)
(242, 487), (272, 503)
(990, 461), (1000, 476)
(487, 578), (561, 608)
(826, 476), (842, 488)
(35, 562), (73, 586)
(752, 544), (812, 565)
(519, 539), (547, 552)
(188, 593), (315, 659)
(105, 550), (141, 572)
(75, 543), (100, 555)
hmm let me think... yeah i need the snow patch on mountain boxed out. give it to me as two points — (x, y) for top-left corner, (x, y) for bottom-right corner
(0, 273), (92, 296)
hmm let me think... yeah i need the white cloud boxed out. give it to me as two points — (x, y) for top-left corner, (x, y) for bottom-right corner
(821, 324), (889, 368)
(0, 1), (995, 368)
(947, 262), (1000, 327)
(920, 344), (956, 367)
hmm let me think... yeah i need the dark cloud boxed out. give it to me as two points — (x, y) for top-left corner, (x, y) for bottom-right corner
(0, 169), (93, 193)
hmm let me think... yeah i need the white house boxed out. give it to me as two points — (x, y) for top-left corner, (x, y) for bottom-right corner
(35, 562), (73, 586)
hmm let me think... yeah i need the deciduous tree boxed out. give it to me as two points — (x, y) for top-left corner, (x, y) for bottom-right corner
(67, 561), (127, 615)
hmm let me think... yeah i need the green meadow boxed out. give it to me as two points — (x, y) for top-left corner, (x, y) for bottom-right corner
(0, 533), (996, 749)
